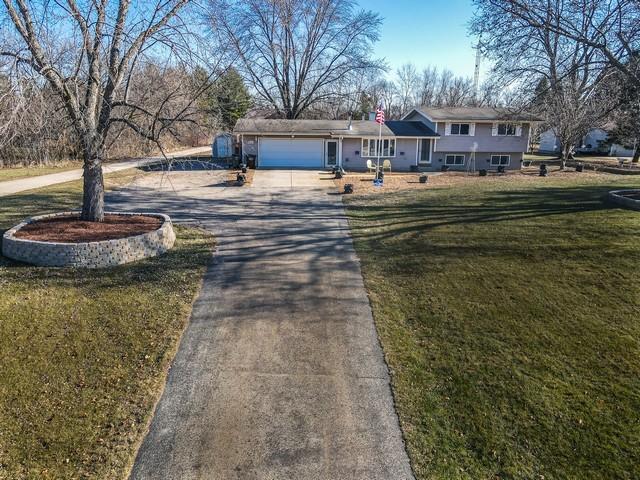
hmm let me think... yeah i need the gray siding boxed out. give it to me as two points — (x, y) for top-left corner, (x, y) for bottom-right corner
(434, 122), (530, 153)
(241, 135), (258, 158)
(404, 111), (436, 130)
(429, 151), (523, 171)
(342, 137), (419, 171)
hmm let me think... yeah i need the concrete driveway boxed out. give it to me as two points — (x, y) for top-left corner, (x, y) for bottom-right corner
(108, 170), (413, 480)
(251, 169), (335, 189)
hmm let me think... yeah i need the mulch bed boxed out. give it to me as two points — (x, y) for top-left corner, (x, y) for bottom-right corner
(334, 168), (612, 195)
(14, 214), (163, 243)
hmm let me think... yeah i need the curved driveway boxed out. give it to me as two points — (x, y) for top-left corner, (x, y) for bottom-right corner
(109, 170), (413, 480)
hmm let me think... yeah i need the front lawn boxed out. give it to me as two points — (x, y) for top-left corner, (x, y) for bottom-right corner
(0, 176), (214, 479)
(0, 162), (83, 183)
(346, 175), (640, 479)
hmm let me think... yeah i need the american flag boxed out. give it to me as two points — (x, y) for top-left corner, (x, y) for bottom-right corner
(375, 101), (385, 125)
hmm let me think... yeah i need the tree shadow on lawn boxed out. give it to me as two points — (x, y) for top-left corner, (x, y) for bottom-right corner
(346, 184), (638, 244)
(0, 226), (213, 293)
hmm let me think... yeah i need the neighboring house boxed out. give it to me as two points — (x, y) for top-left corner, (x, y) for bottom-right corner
(234, 107), (538, 171)
(539, 127), (635, 157)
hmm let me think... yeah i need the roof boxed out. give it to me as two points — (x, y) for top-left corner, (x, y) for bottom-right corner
(386, 121), (438, 137)
(234, 118), (439, 137)
(411, 106), (542, 122)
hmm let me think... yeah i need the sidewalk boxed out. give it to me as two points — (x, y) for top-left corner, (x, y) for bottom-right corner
(0, 146), (210, 197)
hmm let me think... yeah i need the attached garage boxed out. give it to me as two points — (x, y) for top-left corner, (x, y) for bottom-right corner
(258, 138), (324, 168)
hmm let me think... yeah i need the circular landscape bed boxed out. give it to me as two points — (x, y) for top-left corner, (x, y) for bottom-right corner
(608, 190), (640, 211)
(2, 212), (176, 268)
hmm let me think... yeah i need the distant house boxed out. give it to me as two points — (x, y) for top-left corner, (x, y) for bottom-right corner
(539, 127), (635, 157)
(234, 107), (539, 171)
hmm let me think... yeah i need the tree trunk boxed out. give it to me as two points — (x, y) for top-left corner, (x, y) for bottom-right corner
(81, 155), (105, 222)
(633, 148), (639, 163)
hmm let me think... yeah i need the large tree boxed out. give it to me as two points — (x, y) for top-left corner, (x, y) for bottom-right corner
(471, 0), (618, 166)
(474, 0), (640, 89)
(196, 67), (252, 131)
(0, 0), (213, 221)
(210, 0), (384, 119)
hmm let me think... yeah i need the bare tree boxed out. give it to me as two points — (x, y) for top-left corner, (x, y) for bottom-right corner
(209, 0), (384, 119)
(473, 0), (640, 89)
(472, 0), (618, 167)
(417, 67), (439, 106)
(395, 63), (419, 116)
(0, 0), (214, 221)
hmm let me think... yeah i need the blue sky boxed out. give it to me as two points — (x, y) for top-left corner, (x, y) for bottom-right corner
(358, 0), (479, 78)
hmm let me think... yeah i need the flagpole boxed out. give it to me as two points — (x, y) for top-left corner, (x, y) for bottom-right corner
(376, 119), (382, 178)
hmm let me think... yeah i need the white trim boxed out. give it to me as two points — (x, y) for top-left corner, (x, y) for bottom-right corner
(361, 137), (396, 158)
(417, 138), (431, 164)
(324, 139), (339, 168)
(400, 108), (436, 123)
(445, 154), (465, 166)
(256, 136), (260, 167)
(448, 123), (473, 136)
(490, 154), (511, 166)
(494, 122), (520, 137)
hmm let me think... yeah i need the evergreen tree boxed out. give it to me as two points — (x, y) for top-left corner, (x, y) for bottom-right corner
(195, 68), (252, 131)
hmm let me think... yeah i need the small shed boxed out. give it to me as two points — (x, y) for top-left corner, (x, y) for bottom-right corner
(212, 133), (233, 159)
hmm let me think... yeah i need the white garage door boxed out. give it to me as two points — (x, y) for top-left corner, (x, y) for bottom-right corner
(259, 138), (324, 168)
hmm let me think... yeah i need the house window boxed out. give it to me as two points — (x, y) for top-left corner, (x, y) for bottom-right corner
(491, 155), (510, 166)
(445, 154), (465, 165)
(450, 123), (470, 135)
(497, 123), (517, 136)
(361, 138), (396, 157)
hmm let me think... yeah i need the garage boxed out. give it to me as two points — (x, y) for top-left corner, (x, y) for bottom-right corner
(258, 138), (324, 168)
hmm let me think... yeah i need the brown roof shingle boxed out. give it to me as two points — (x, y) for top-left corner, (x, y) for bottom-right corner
(415, 106), (542, 122)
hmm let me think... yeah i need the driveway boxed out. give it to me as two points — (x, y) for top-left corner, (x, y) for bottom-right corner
(0, 146), (210, 197)
(107, 170), (413, 480)
(251, 169), (335, 189)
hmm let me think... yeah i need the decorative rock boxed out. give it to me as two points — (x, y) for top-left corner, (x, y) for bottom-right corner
(2, 212), (176, 268)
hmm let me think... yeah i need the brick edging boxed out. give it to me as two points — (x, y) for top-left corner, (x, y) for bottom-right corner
(2, 212), (176, 268)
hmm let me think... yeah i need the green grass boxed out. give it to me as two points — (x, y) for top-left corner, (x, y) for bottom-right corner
(345, 176), (640, 479)
(0, 162), (83, 182)
(0, 174), (214, 479)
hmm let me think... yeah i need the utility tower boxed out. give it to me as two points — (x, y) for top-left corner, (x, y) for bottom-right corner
(473, 40), (481, 106)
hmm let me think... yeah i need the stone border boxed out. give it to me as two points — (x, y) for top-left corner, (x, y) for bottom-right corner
(2, 212), (176, 268)
(608, 190), (640, 211)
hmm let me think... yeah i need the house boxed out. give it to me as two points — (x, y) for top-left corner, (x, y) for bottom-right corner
(234, 107), (538, 171)
(539, 127), (635, 157)
(402, 107), (539, 171)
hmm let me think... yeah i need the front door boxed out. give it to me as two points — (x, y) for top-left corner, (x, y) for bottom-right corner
(325, 140), (338, 168)
(418, 139), (431, 165)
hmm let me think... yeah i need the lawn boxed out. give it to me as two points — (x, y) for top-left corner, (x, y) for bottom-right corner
(345, 175), (640, 479)
(0, 173), (214, 479)
(0, 162), (83, 183)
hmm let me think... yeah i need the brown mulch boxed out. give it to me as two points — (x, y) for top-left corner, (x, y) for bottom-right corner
(14, 214), (163, 243)
(334, 167), (612, 195)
